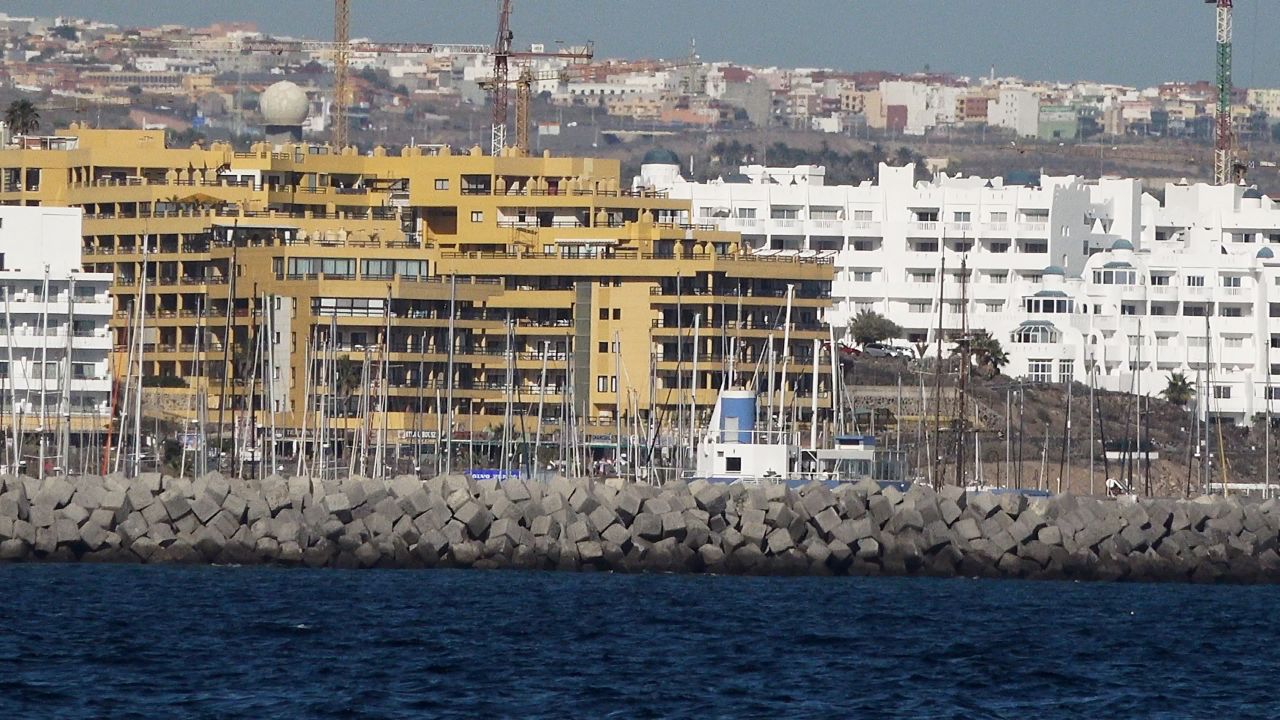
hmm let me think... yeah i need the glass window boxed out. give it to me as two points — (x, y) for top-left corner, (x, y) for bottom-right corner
(1028, 360), (1052, 383)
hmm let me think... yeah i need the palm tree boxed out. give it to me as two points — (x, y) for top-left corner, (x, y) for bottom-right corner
(4, 99), (39, 135)
(958, 330), (1009, 379)
(1163, 372), (1194, 407)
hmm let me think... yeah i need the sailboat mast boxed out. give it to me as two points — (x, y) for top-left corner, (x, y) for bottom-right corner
(444, 274), (456, 474)
(932, 254), (945, 489)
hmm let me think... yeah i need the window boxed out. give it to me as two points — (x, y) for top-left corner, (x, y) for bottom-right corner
(1268, 387), (1280, 400)
(910, 271), (936, 283)
(990, 242), (1009, 253)
(598, 341), (609, 353)
(735, 207), (756, 219)
(1222, 275), (1242, 288)
(1155, 230), (1168, 242)
(769, 207), (799, 220)
(984, 302), (1003, 313)
(1213, 385), (1232, 399)
(913, 210), (939, 222)
(1151, 274), (1170, 286)
(612, 309), (621, 320)
(597, 376), (608, 392)
(1156, 335), (1171, 347)
(852, 240), (873, 251)
(1028, 360), (1053, 383)
(1221, 306), (1243, 317)
(1187, 275), (1205, 287)
(811, 208), (840, 221)
(1013, 324), (1060, 344)
(1184, 305), (1207, 317)
(726, 456), (742, 472)
(913, 241), (939, 252)
(988, 272), (1008, 284)
(851, 271), (873, 282)
(989, 212), (1008, 223)
(1022, 242), (1048, 254)
(434, 178), (449, 190)
(1121, 304), (1136, 316)
(853, 210), (873, 222)
(1188, 336), (1208, 348)
(611, 376), (618, 392)
(699, 206), (716, 217)
(908, 302), (931, 313)
(1224, 337), (1244, 348)
(1058, 360), (1074, 385)
(953, 211), (972, 222)
(599, 308), (608, 320)
(471, 211), (483, 223)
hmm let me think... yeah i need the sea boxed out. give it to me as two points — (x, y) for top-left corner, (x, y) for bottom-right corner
(0, 565), (1275, 719)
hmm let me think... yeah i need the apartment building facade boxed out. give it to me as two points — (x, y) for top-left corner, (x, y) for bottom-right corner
(0, 205), (113, 442)
(638, 153), (1280, 424)
(0, 128), (834, 454)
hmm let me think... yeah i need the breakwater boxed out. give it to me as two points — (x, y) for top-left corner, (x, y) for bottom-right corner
(1, 472), (1278, 583)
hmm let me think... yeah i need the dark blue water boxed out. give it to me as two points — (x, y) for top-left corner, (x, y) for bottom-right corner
(0, 566), (1275, 719)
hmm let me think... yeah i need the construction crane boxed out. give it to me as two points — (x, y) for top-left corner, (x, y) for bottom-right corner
(515, 67), (570, 152)
(488, 0), (593, 156)
(333, 0), (350, 149)
(490, 0), (514, 156)
(1208, 0), (1244, 185)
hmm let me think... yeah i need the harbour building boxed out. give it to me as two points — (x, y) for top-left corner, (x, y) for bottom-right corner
(636, 153), (1280, 425)
(0, 121), (834, 468)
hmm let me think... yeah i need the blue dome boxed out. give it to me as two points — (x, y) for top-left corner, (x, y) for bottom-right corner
(1110, 239), (1134, 251)
(1244, 187), (1264, 200)
(641, 148), (681, 166)
(1042, 265), (1066, 276)
(1258, 247), (1275, 259)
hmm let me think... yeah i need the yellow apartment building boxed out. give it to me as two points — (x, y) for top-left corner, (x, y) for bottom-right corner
(0, 126), (834, 466)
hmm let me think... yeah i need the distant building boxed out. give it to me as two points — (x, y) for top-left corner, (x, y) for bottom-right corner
(0, 206), (113, 441)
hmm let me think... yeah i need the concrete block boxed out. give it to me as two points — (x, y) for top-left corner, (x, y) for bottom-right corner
(765, 527), (795, 554)
(564, 519), (591, 544)
(661, 511), (687, 540)
(631, 512), (662, 541)
(1037, 526), (1063, 546)
(59, 503), (89, 527)
(453, 501), (493, 539)
(161, 491), (192, 521)
(587, 505), (616, 534)
(190, 495), (221, 524)
(568, 485), (599, 515)
(602, 522), (631, 548)
(614, 490), (642, 523)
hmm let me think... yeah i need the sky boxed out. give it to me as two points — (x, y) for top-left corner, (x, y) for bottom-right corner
(11, 1), (1280, 88)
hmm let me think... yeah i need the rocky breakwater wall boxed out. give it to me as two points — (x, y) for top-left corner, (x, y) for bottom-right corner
(1, 472), (1280, 582)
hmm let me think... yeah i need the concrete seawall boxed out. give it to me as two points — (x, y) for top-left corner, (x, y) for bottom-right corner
(1, 472), (1278, 583)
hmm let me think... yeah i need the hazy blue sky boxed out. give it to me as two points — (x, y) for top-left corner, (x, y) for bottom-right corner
(12, 1), (1280, 88)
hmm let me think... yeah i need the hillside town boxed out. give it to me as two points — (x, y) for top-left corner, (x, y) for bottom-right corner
(5, 11), (1280, 157)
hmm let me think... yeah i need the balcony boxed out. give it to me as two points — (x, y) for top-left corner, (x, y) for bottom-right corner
(1017, 222), (1049, 236)
(908, 221), (939, 236)
(847, 220), (882, 236)
(944, 221), (974, 235)
(766, 218), (803, 234)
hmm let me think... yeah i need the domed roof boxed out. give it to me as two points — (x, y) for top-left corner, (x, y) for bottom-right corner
(722, 172), (751, 184)
(1243, 187), (1265, 200)
(1258, 247), (1275, 259)
(260, 81), (309, 126)
(1110, 239), (1134, 251)
(641, 147), (681, 166)
(1042, 265), (1066, 276)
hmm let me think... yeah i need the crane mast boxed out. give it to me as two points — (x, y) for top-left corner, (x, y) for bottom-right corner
(1212, 0), (1234, 185)
(333, 0), (350, 148)
(492, 0), (513, 156)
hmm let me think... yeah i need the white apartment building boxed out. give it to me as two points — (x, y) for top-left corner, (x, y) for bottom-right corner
(636, 154), (1280, 424)
(0, 206), (113, 435)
